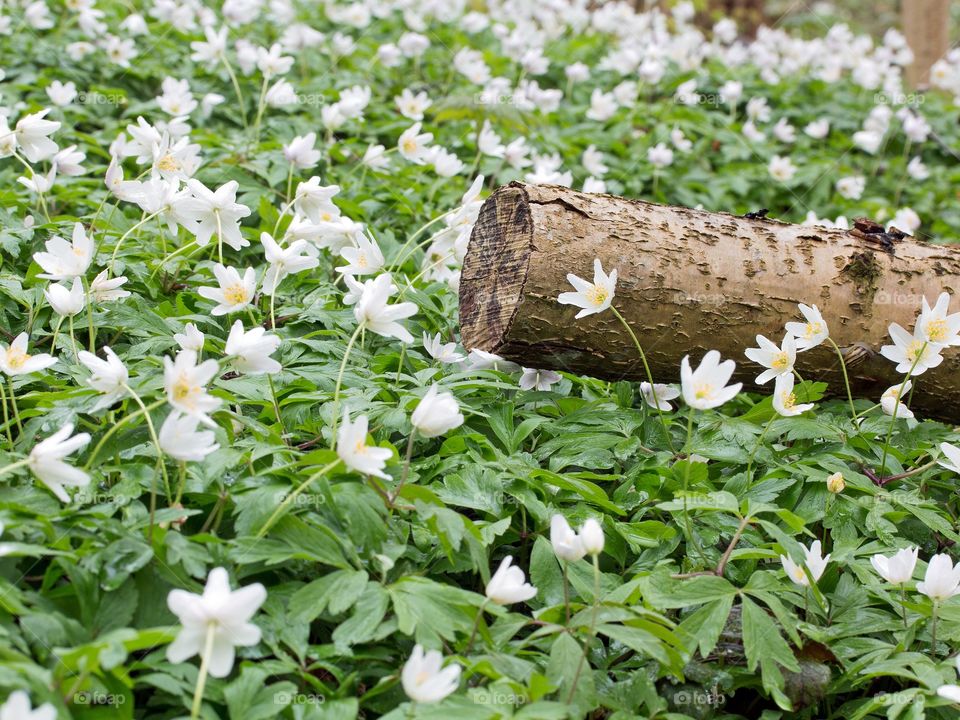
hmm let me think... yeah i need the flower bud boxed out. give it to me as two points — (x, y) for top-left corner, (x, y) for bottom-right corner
(826, 472), (845, 494)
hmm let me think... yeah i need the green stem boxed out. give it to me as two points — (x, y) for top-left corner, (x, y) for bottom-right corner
(900, 583), (908, 630)
(256, 459), (340, 537)
(827, 338), (857, 421)
(190, 624), (217, 720)
(0, 457), (30, 477)
(122, 384), (171, 501)
(681, 411), (706, 563)
(610, 307), (674, 452)
(221, 54), (248, 128)
(110, 210), (161, 272)
(931, 601), (939, 657)
(0, 377), (12, 447)
(84, 399), (164, 469)
(175, 461), (187, 506)
(329, 322), (364, 447)
(7, 378), (23, 435)
(267, 374), (287, 440)
(745, 414), (776, 479)
(566, 555), (601, 704)
(879, 343), (926, 475)
(462, 599), (488, 655)
(82, 276), (95, 352)
(562, 561), (570, 625)
(389, 429), (417, 506)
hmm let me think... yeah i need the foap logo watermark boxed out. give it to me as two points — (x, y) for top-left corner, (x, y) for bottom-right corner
(874, 91), (925, 106)
(73, 691), (126, 707)
(273, 691), (325, 706)
(873, 290), (925, 307)
(475, 691), (529, 706)
(673, 686), (727, 708)
(272, 490), (325, 508)
(673, 291), (726, 307)
(77, 91), (126, 106)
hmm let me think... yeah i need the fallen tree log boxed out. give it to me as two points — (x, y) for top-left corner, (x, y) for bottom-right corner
(459, 182), (960, 421)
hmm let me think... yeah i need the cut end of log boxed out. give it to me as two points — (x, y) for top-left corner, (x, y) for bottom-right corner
(459, 183), (533, 353)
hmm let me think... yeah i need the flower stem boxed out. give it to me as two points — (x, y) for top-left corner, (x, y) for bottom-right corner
(7, 378), (23, 435)
(190, 624), (217, 720)
(609, 307), (675, 452)
(878, 343), (926, 475)
(0, 458), (30, 477)
(827, 338), (858, 421)
(329, 322), (364, 447)
(680, 410), (706, 563)
(84, 399), (165, 469)
(0, 378), (13, 448)
(110, 210), (161, 272)
(745, 414), (776, 479)
(389, 429), (417, 506)
(900, 583), (908, 630)
(81, 276), (95, 352)
(566, 554), (601, 704)
(122, 384), (171, 501)
(256, 459), (340, 537)
(221, 55), (248, 128)
(931, 601), (939, 657)
(267, 374), (287, 440)
(562, 561), (570, 625)
(463, 599), (488, 655)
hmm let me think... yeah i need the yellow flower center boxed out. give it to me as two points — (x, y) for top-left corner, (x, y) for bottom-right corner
(906, 340), (926, 362)
(694, 384), (713, 400)
(223, 285), (249, 305)
(780, 391), (797, 409)
(415, 670), (430, 684)
(771, 351), (789, 370)
(586, 285), (608, 306)
(357, 253), (368, 268)
(321, 212), (332, 221)
(926, 318), (947, 343)
(172, 378), (194, 405)
(792, 566), (806, 582)
(7, 349), (29, 370)
(803, 322), (823, 339)
(402, 138), (418, 154)
(156, 153), (180, 172)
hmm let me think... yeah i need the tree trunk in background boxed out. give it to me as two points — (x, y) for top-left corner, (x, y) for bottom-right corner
(459, 183), (960, 421)
(707, 0), (766, 36)
(903, 0), (950, 87)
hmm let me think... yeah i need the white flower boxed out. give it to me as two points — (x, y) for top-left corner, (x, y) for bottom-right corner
(780, 540), (830, 586)
(354, 274), (418, 343)
(772, 373), (814, 417)
(15, 109), (60, 162)
(398, 122), (433, 164)
(550, 514), (586, 562)
(836, 175), (866, 200)
(45, 277), (85, 317)
(670, 128), (692, 152)
(261, 233), (318, 295)
(224, 321), (281, 375)
(918, 292), (960, 346)
(580, 518), (604, 556)
(33, 222), (93, 280)
(337, 234), (384, 277)
(486, 556), (537, 605)
(401, 645), (461, 704)
(804, 119), (830, 139)
(881, 380), (914, 419)
(283, 132), (321, 169)
(46, 80), (77, 106)
(411, 385), (463, 438)
(422, 332), (464, 364)
(0, 333), (56, 376)
(28, 423), (91, 502)
(337, 411), (392, 479)
(917, 553), (960, 602)
(586, 89), (618, 121)
(719, 80), (742, 105)
(639, 382), (680, 411)
(888, 207), (920, 235)
(557, 259), (617, 319)
(89, 270), (130, 303)
(938, 442), (960, 475)
(175, 323), (205, 353)
(163, 350), (221, 424)
(937, 685), (960, 704)
(785, 303), (829, 351)
(166, 567), (266, 678)
(362, 144), (390, 171)
(78, 347), (128, 410)
(52, 145), (86, 176)
(395, 88), (432, 121)
(871, 547), (918, 585)
(198, 265), (257, 316)
(647, 142), (673, 169)
(744, 334), (796, 385)
(159, 411), (220, 462)
(519, 368), (561, 391)
(880, 322), (944, 376)
(465, 349), (519, 373)
(0, 691), (56, 720)
(907, 156), (929, 180)
(680, 350), (742, 410)
(768, 155), (797, 182)
(177, 180), (251, 250)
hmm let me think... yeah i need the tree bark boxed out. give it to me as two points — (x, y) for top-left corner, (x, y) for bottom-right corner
(902, 0), (950, 88)
(459, 182), (960, 421)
